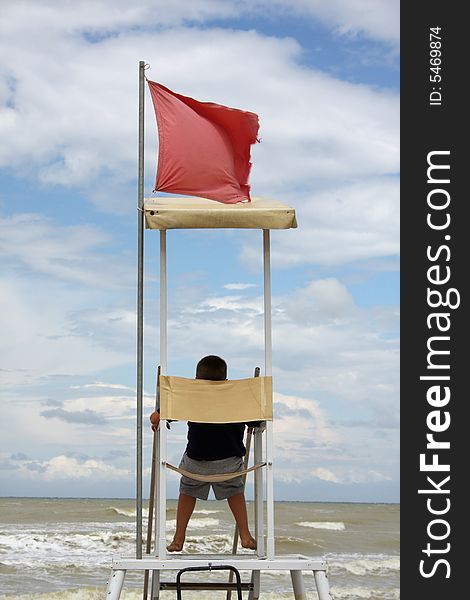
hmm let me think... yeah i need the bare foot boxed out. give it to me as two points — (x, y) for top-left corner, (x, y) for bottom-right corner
(240, 535), (257, 550)
(167, 538), (184, 552)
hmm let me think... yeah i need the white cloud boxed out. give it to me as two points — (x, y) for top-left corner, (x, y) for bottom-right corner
(0, 1), (399, 499)
(0, 275), (132, 387)
(0, 1), (237, 38)
(0, 1), (399, 47)
(310, 467), (341, 483)
(224, 283), (257, 290)
(253, 0), (400, 45)
(0, 13), (398, 215)
(0, 210), (142, 387)
(71, 382), (135, 391)
(240, 178), (400, 268)
(0, 383), (151, 475)
(273, 391), (336, 447)
(311, 466), (392, 484)
(0, 213), (133, 287)
(192, 295), (263, 315)
(44, 455), (127, 480)
(65, 393), (134, 415)
(276, 462), (393, 486)
(280, 278), (356, 325)
(269, 383), (397, 487)
(15, 454), (130, 481)
(277, 465), (392, 485)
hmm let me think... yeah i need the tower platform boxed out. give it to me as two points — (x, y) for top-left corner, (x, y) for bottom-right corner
(107, 553), (332, 599)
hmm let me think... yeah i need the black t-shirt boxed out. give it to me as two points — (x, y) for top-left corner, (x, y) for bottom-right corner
(185, 421), (260, 461)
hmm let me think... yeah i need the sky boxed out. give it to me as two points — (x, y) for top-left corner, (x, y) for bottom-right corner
(0, 0), (399, 503)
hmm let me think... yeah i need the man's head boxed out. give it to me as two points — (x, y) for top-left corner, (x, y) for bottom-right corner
(196, 355), (227, 381)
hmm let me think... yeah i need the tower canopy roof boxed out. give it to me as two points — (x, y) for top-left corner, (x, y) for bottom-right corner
(144, 196), (297, 230)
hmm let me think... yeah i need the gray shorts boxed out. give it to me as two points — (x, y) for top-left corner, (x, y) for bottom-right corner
(179, 453), (244, 500)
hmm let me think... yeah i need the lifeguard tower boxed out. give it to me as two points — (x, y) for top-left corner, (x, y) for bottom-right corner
(106, 62), (333, 600)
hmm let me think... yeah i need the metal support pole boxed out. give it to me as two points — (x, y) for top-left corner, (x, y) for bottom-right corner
(248, 570), (261, 600)
(151, 570), (160, 599)
(263, 230), (272, 375)
(252, 365), (265, 563)
(157, 230), (168, 557)
(263, 230), (275, 559)
(254, 427), (264, 557)
(227, 363), (257, 600)
(154, 238), (168, 558)
(160, 231), (168, 375)
(313, 570), (333, 600)
(266, 421), (275, 558)
(153, 428), (160, 557)
(290, 570), (307, 600)
(136, 59), (146, 560)
(107, 569), (126, 600)
(144, 367), (160, 600)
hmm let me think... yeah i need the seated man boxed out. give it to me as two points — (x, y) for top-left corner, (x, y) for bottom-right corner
(150, 355), (258, 552)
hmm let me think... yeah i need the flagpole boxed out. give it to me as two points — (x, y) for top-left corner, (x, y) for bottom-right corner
(136, 59), (146, 560)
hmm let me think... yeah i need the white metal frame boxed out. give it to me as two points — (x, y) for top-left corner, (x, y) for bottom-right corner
(107, 555), (332, 600)
(153, 228), (273, 561)
(263, 229), (275, 560)
(157, 230), (168, 558)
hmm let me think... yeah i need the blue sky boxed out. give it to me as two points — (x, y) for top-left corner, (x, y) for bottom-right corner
(0, 0), (399, 502)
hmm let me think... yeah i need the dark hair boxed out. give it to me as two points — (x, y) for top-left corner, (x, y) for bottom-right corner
(196, 355), (227, 381)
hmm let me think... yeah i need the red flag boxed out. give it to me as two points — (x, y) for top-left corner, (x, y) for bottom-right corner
(147, 80), (259, 204)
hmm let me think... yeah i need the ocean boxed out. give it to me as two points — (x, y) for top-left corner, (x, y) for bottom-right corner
(0, 498), (399, 599)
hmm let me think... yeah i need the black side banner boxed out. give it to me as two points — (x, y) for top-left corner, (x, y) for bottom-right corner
(401, 3), (465, 598)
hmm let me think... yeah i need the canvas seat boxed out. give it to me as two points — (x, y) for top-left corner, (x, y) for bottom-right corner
(159, 375), (272, 482)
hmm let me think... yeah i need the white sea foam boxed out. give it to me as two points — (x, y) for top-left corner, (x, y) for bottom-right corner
(166, 518), (219, 530)
(0, 528), (135, 568)
(183, 534), (253, 555)
(276, 535), (310, 544)
(107, 507), (149, 518)
(0, 590), (113, 600)
(0, 589), (307, 600)
(328, 553), (400, 576)
(330, 585), (400, 599)
(107, 506), (220, 519)
(193, 509), (221, 515)
(296, 521), (346, 530)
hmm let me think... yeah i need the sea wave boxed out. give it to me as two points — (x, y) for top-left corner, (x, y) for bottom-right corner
(174, 533), (244, 554)
(328, 553), (400, 576)
(106, 506), (186, 519)
(276, 535), (310, 544)
(193, 509), (221, 515)
(0, 588), (307, 600)
(0, 590), (122, 600)
(166, 518), (219, 530)
(330, 585), (400, 599)
(275, 539), (326, 558)
(0, 529), (135, 568)
(296, 521), (346, 531)
(0, 562), (17, 574)
(107, 507), (148, 519)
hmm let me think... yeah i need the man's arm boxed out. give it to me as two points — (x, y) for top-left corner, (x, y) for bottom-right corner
(150, 410), (175, 430)
(150, 411), (160, 431)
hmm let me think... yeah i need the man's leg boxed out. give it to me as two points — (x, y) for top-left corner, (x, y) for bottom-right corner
(227, 493), (257, 549)
(167, 493), (196, 552)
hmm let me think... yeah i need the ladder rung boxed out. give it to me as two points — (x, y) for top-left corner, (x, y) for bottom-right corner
(160, 582), (253, 591)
